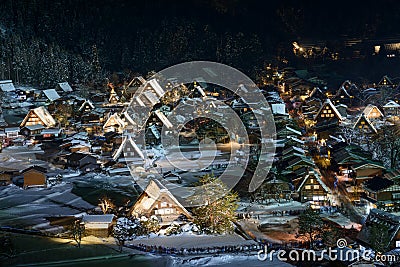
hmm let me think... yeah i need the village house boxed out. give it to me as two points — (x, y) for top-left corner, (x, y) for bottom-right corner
(108, 86), (120, 104)
(276, 125), (302, 139)
(78, 99), (95, 114)
(82, 214), (115, 237)
(353, 114), (377, 134)
(357, 209), (400, 250)
(66, 152), (97, 169)
(131, 179), (192, 225)
(20, 106), (57, 128)
(332, 81), (354, 106)
(103, 113), (126, 134)
(20, 124), (45, 137)
(361, 176), (400, 210)
(362, 104), (384, 121)
(351, 161), (385, 185)
(382, 100), (400, 116)
(21, 165), (47, 189)
(314, 99), (343, 138)
(40, 128), (63, 140)
(294, 169), (330, 205)
(122, 76), (146, 99)
(0, 171), (12, 186)
(4, 127), (20, 139)
(112, 135), (144, 164)
(377, 75), (394, 88)
(55, 82), (73, 94)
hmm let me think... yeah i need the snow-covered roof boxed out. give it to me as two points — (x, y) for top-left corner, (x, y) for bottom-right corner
(41, 128), (62, 134)
(362, 104), (383, 118)
(79, 100), (95, 112)
(353, 114), (377, 133)
(113, 135), (144, 161)
(146, 78), (164, 97)
(378, 75), (393, 86)
(383, 100), (400, 108)
(297, 169), (330, 193)
(57, 82), (73, 92)
(82, 214), (114, 224)
(103, 113), (125, 129)
(20, 106), (56, 127)
(0, 80), (15, 92)
(127, 76), (146, 87)
(23, 124), (45, 131)
(5, 127), (20, 133)
(154, 110), (173, 129)
(315, 99), (343, 121)
(271, 103), (287, 115)
(132, 179), (192, 219)
(43, 89), (61, 101)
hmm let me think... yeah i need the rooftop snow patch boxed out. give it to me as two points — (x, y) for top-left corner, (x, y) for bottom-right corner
(0, 80), (15, 92)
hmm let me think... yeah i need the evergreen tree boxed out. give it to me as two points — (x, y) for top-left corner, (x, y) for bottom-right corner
(191, 174), (239, 234)
(297, 206), (324, 249)
(114, 217), (135, 252)
(369, 223), (391, 253)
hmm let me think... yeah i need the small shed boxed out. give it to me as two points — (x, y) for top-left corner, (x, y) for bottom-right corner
(21, 165), (47, 189)
(82, 214), (115, 237)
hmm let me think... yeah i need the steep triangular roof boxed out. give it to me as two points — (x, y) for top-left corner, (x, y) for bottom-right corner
(132, 179), (192, 219)
(378, 75), (393, 86)
(112, 135), (144, 161)
(314, 99), (343, 121)
(20, 106), (56, 127)
(78, 100), (95, 112)
(362, 104), (383, 118)
(297, 169), (330, 193)
(109, 88), (119, 103)
(353, 114), (377, 133)
(127, 76), (146, 88)
(103, 113), (125, 130)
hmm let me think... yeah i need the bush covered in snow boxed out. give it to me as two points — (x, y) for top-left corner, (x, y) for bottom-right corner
(165, 222), (181, 236)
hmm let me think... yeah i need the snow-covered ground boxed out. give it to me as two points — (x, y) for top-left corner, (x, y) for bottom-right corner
(126, 234), (257, 249)
(169, 254), (293, 266)
(0, 182), (95, 231)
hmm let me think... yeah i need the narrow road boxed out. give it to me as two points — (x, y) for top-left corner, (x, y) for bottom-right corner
(320, 169), (363, 224)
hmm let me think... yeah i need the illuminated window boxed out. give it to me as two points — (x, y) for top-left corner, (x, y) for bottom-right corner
(305, 185), (311, 190)
(314, 185), (320, 189)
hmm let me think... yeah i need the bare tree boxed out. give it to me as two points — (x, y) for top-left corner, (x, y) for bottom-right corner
(99, 197), (115, 214)
(69, 219), (85, 248)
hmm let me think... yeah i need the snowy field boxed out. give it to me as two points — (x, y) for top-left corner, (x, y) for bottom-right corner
(169, 254), (293, 267)
(0, 172), (139, 231)
(127, 233), (257, 249)
(0, 182), (94, 231)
